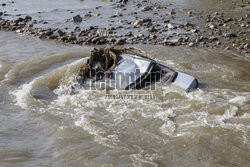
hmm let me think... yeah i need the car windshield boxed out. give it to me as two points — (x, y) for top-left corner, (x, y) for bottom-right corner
(106, 54), (154, 90)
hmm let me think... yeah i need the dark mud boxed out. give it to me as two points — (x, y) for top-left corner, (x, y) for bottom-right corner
(0, 0), (249, 56)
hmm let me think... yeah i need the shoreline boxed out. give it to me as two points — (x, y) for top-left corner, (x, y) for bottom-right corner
(0, 0), (249, 56)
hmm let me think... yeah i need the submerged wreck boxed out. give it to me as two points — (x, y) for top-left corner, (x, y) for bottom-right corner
(72, 47), (198, 92)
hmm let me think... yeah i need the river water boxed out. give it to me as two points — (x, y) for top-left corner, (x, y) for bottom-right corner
(1, 0), (250, 167)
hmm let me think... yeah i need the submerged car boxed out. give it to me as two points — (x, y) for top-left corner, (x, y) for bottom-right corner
(73, 47), (198, 92)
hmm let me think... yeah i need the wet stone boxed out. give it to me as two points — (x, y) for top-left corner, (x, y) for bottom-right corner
(243, 44), (249, 49)
(190, 29), (198, 33)
(25, 16), (32, 21)
(125, 31), (133, 36)
(167, 23), (175, 29)
(184, 22), (193, 27)
(133, 19), (143, 27)
(115, 38), (126, 45)
(72, 15), (82, 22)
(141, 6), (153, 12)
(224, 33), (237, 38)
(240, 23), (247, 27)
(68, 36), (77, 41)
(207, 23), (217, 29)
(189, 42), (194, 47)
(225, 18), (233, 23)
(74, 26), (80, 31)
(109, 38), (116, 43)
(169, 10), (176, 15)
(57, 30), (64, 36)
(118, 0), (128, 4)
(164, 20), (170, 23)
(91, 37), (104, 43)
(133, 18), (151, 27)
(27, 24), (33, 28)
(0, 0), (247, 55)
(216, 41), (221, 45)
(148, 26), (157, 32)
(84, 13), (92, 18)
(209, 36), (218, 41)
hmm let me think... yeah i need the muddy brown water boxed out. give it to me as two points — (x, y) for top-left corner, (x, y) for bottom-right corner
(1, 0), (250, 167)
(1, 31), (249, 167)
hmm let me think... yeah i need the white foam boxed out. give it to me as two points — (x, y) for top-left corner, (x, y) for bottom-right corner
(11, 80), (35, 109)
(160, 121), (176, 135)
(130, 150), (159, 167)
(75, 115), (120, 149)
(9, 55), (250, 157)
(229, 96), (249, 105)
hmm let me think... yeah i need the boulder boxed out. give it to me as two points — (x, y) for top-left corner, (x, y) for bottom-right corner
(72, 15), (82, 22)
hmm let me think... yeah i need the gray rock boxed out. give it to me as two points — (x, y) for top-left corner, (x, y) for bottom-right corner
(133, 18), (151, 27)
(240, 23), (246, 27)
(118, 0), (128, 4)
(243, 43), (249, 49)
(206, 23), (217, 29)
(209, 36), (218, 41)
(169, 10), (176, 15)
(149, 34), (157, 39)
(16, 29), (23, 33)
(169, 38), (180, 43)
(57, 30), (64, 36)
(92, 36), (104, 43)
(148, 26), (157, 32)
(216, 41), (221, 45)
(45, 30), (53, 36)
(189, 42), (194, 47)
(137, 33), (144, 38)
(133, 19), (143, 27)
(141, 6), (152, 12)
(184, 22), (193, 27)
(125, 31), (133, 36)
(223, 33), (237, 38)
(167, 23), (175, 29)
(84, 13), (92, 18)
(115, 38), (126, 45)
(164, 20), (170, 23)
(74, 26), (80, 31)
(27, 24), (33, 28)
(109, 38), (116, 43)
(224, 18), (233, 23)
(25, 16), (32, 20)
(163, 38), (180, 46)
(96, 29), (108, 37)
(68, 35), (77, 41)
(72, 15), (82, 22)
(190, 29), (198, 33)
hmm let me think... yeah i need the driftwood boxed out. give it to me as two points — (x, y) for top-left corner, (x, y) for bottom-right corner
(77, 47), (153, 83)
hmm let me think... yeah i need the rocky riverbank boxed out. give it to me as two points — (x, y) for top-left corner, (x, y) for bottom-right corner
(0, 0), (249, 55)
